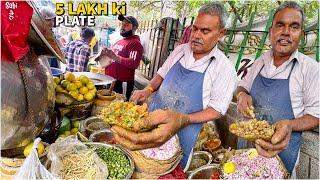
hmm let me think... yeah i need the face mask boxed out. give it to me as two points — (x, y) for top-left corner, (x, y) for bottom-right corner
(120, 29), (133, 37)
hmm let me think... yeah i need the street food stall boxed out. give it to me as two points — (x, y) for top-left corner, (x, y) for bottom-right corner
(0, 1), (302, 180)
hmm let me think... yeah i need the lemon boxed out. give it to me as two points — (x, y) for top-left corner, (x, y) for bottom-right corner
(53, 77), (61, 85)
(55, 85), (64, 93)
(64, 72), (76, 82)
(71, 128), (78, 134)
(86, 82), (95, 90)
(37, 142), (45, 155)
(79, 75), (89, 85)
(73, 121), (80, 128)
(79, 86), (89, 95)
(247, 148), (259, 159)
(223, 162), (236, 174)
(23, 143), (33, 157)
(61, 80), (70, 88)
(91, 88), (97, 93)
(58, 134), (66, 139)
(67, 83), (77, 91)
(84, 92), (94, 101)
(64, 131), (71, 136)
(18, 138), (31, 147)
(77, 94), (84, 101)
(23, 142), (45, 157)
(74, 80), (82, 89)
(69, 90), (79, 99)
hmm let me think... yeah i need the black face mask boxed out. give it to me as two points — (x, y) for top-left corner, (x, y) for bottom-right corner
(120, 29), (133, 37)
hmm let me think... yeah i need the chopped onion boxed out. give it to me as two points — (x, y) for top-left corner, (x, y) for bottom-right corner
(224, 151), (284, 179)
(140, 136), (178, 160)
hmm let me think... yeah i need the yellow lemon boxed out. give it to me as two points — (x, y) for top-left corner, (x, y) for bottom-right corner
(64, 72), (76, 82)
(86, 82), (95, 90)
(73, 121), (80, 128)
(84, 92), (94, 101)
(71, 128), (79, 134)
(77, 94), (84, 101)
(67, 83), (77, 91)
(79, 75), (89, 85)
(88, 90), (96, 97)
(55, 85), (64, 93)
(53, 77), (61, 85)
(79, 86), (89, 95)
(37, 142), (45, 155)
(58, 134), (66, 139)
(23, 142), (45, 157)
(74, 80), (82, 89)
(247, 148), (259, 159)
(69, 90), (79, 99)
(23, 143), (33, 157)
(64, 131), (71, 136)
(223, 162), (236, 174)
(18, 138), (31, 147)
(61, 80), (70, 88)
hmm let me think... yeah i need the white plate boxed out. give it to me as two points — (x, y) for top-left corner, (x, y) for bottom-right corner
(72, 72), (114, 86)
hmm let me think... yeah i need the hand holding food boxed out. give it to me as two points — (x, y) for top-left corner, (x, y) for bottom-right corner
(237, 92), (255, 118)
(229, 119), (275, 141)
(130, 89), (152, 104)
(111, 109), (190, 150)
(99, 101), (150, 132)
(255, 119), (292, 158)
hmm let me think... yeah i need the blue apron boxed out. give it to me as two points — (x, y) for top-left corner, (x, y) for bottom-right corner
(149, 54), (214, 169)
(243, 60), (300, 173)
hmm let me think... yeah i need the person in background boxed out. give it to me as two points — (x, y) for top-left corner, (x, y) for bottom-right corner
(97, 15), (144, 101)
(64, 28), (95, 72)
(39, 7), (55, 30)
(40, 7), (61, 68)
(235, 1), (319, 176)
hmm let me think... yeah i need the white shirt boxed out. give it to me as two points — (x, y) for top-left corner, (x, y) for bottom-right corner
(157, 44), (237, 115)
(239, 50), (320, 119)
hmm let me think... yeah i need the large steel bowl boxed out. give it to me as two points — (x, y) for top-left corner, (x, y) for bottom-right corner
(188, 164), (220, 179)
(85, 142), (135, 179)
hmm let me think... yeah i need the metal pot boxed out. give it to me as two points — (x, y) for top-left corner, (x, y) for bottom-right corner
(1, 1), (64, 151)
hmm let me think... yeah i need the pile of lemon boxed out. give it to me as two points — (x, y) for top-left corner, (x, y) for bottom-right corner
(54, 72), (97, 102)
(18, 139), (45, 157)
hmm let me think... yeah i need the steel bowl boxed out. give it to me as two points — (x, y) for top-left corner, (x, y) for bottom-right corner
(85, 142), (134, 179)
(186, 151), (213, 174)
(83, 116), (110, 136)
(188, 164), (221, 179)
(89, 129), (115, 144)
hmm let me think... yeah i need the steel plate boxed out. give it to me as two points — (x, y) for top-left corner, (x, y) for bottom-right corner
(72, 72), (114, 86)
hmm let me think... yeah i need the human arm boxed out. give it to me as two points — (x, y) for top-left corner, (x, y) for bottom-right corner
(130, 74), (163, 104)
(103, 42), (143, 69)
(255, 115), (319, 158)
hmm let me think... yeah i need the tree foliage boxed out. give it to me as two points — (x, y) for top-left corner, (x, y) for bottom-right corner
(128, 0), (318, 26)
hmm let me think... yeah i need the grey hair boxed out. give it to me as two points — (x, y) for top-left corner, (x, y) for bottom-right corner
(273, 1), (305, 27)
(198, 2), (228, 29)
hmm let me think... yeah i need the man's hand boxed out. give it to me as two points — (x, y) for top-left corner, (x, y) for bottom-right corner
(111, 109), (190, 150)
(130, 89), (152, 104)
(237, 92), (255, 118)
(103, 48), (120, 62)
(255, 119), (292, 158)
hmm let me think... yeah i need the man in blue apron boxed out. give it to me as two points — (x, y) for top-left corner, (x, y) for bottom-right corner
(235, 1), (319, 176)
(111, 2), (237, 172)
